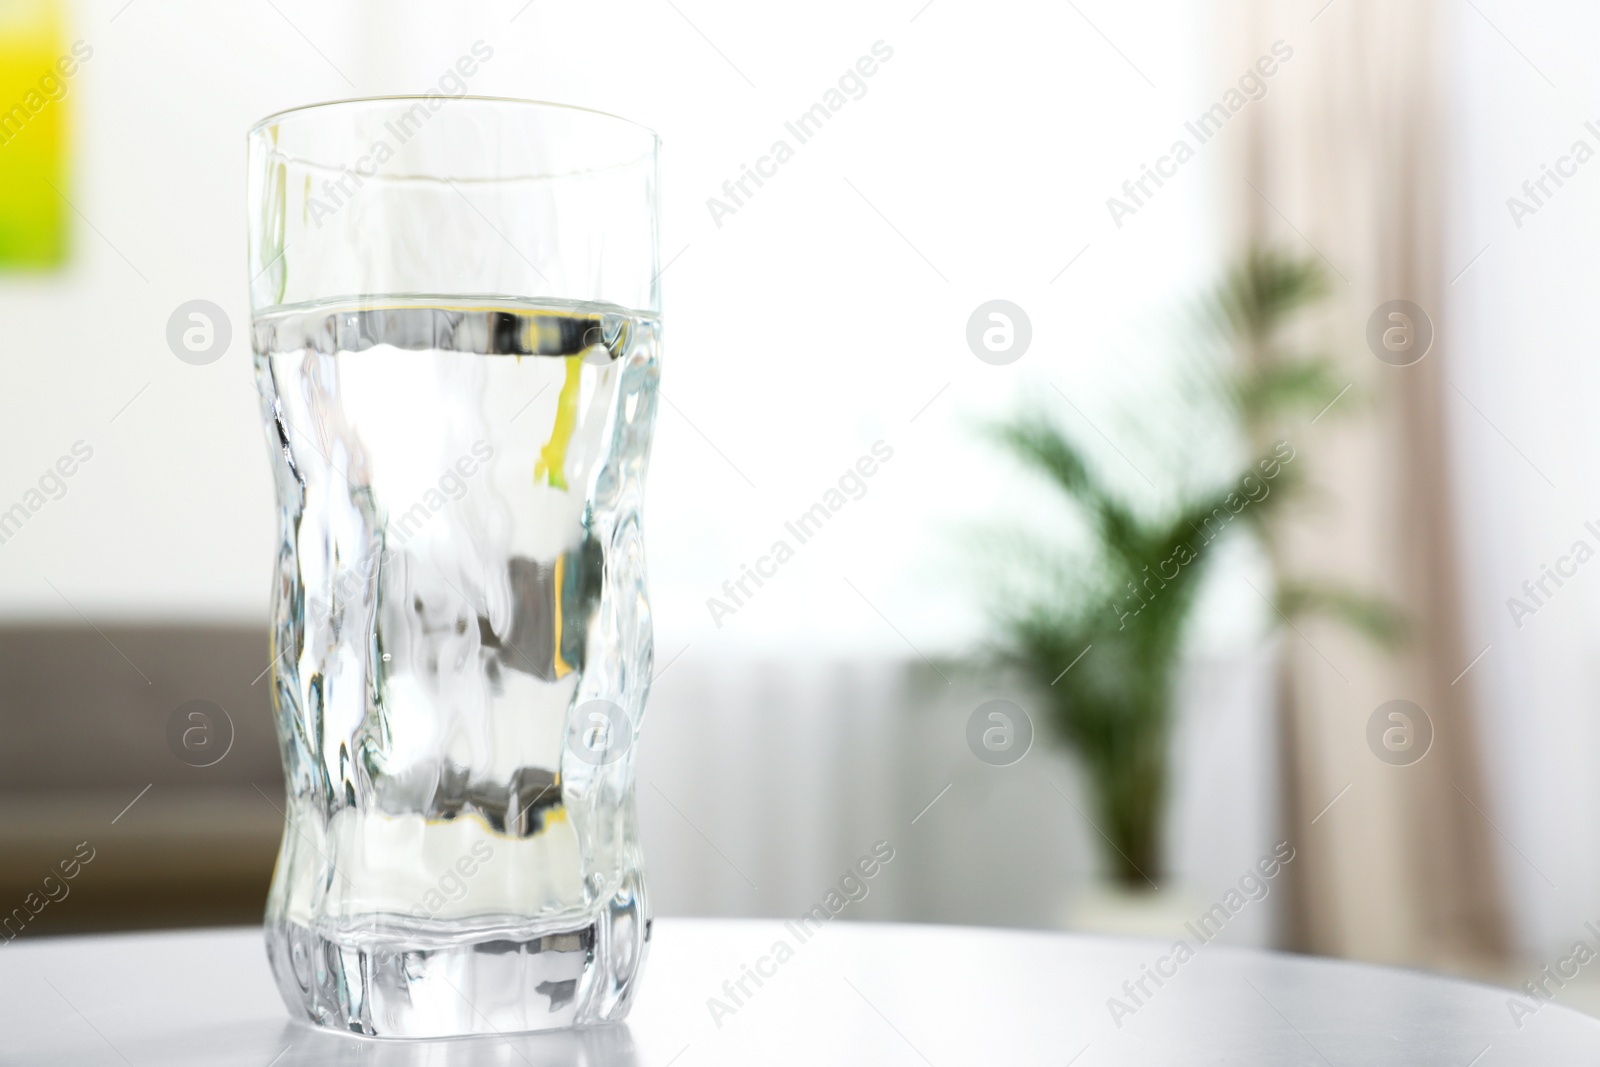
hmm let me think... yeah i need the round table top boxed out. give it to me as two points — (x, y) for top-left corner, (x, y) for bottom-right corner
(0, 919), (1591, 1064)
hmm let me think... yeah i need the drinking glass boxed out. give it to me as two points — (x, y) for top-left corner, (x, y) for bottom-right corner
(246, 97), (660, 1038)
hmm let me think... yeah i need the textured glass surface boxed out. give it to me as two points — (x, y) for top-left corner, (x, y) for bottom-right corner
(252, 298), (658, 1036)
(248, 98), (660, 1036)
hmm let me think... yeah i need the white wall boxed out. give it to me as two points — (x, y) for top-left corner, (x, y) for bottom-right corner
(1447, 0), (1600, 960)
(0, 0), (1230, 657)
(0, 1), (1290, 934)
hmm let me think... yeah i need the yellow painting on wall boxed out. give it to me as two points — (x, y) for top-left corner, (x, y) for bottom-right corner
(0, 0), (87, 268)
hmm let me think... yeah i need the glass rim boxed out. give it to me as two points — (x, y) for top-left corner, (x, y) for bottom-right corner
(248, 94), (660, 145)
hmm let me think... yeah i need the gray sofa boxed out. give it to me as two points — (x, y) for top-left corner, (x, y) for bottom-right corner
(0, 625), (283, 935)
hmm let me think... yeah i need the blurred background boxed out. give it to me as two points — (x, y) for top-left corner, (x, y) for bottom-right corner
(0, 0), (1591, 1013)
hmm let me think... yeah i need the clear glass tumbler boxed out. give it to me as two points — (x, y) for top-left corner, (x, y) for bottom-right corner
(246, 97), (660, 1038)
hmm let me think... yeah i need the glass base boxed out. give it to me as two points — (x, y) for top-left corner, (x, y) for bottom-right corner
(266, 907), (649, 1038)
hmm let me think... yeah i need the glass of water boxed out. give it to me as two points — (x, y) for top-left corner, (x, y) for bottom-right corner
(246, 97), (660, 1038)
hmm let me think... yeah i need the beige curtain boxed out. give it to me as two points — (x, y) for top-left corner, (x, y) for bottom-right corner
(1229, 0), (1507, 968)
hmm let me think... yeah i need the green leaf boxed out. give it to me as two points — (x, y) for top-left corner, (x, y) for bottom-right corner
(1233, 358), (1350, 424)
(987, 416), (1147, 566)
(1211, 245), (1329, 346)
(1277, 580), (1406, 647)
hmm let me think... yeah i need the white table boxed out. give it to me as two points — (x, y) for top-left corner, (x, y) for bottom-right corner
(0, 919), (1591, 1064)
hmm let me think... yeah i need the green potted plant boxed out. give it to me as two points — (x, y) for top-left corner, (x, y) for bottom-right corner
(983, 247), (1398, 909)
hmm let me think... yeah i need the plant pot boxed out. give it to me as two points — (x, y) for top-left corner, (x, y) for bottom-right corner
(1061, 883), (1201, 940)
